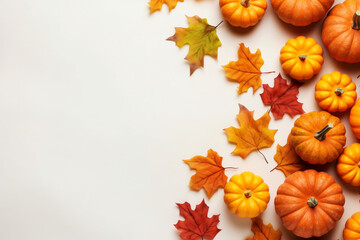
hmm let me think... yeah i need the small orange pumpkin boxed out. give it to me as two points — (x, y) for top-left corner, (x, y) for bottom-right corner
(315, 71), (357, 112)
(280, 36), (324, 81)
(337, 143), (360, 186)
(224, 171), (270, 218)
(350, 99), (360, 139)
(290, 111), (346, 164)
(275, 169), (345, 238)
(322, 0), (360, 63)
(271, 0), (334, 26)
(344, 211), (360, 240)
(219, 0), (267, 28)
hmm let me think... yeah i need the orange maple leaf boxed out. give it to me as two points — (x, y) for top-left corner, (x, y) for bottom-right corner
(246, 217), (282, 240)
(148, 0), (184, 14)
(270, 135), (306, 177)
(224, 104), (277, 163)
(184, 149), (230, 198)
(222, 43), (274, 94)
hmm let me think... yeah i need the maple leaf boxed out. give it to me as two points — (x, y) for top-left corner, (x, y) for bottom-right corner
(167, 16), (222, 75)
(260, 74), (305, 120)
(148, 0), (184, 14)
(224, 104), (277, 163)
(184, 149), (232, 198)
(246, 217), (282, 240)
(174, 199), (221, 240)
(270, 135), (306, 177)
(222, 43), (274, 94)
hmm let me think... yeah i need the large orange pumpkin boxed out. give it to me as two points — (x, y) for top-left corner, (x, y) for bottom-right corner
(290, 111), (346, 164)
(275, 169), (345, 238)
(350, 99), (360, 139)
(322, 0), (360, 63)
(271, 0), (334, 26)
(219, 0), (267, 28)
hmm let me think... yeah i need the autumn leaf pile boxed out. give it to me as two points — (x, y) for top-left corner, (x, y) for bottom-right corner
(148, 1), (359, 240)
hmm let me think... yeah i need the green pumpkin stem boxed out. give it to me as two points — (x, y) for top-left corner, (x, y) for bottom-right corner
(314, 123), (334, 141)
(298, 54), (307, 61)
(307, 197), (318, 208)
(244, 190), (252, 198)
(335, 88), (345, 96)
(352, 11), (360, 30)
(241, 0), (251, 8)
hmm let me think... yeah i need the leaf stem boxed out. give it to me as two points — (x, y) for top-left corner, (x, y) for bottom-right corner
(270, 166), (277, 172)
(215, 20), (223, 29)
(261, 71), (276, 74)
(257, 150), (268, 164)
(224, 166), (238, 170)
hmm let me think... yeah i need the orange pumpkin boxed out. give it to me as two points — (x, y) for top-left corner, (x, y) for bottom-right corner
(224, 172), (270, 218)
(280, 36), (324, 81)
(350, 99), (360, 139)
(315, 71), (357, 112)
(337, 143), (360, 186)
(322, 0), (360, 63)
(271, 0), (334, 26)
(275, 169), (345, 238)
(290, 111), (346, 164)
(344, 211), (360, 240)
(219, 0), (267, 28)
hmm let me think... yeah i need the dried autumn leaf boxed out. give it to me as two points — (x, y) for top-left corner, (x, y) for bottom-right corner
(148, 0), (184, 14)
(224, 104), (277, 163)
(270, 135), (306, 177)
(222, 43), (274, 94)
(174, 199), (221, 240)
(246, 217), (282, 240)
(260, 74), (305, 120)
(167, 15), (222, 75)
(184, 149), (229, 198)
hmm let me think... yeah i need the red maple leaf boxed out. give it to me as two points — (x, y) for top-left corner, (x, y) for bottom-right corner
(260, 74), (304, 120)
(174, 199), (221, 240)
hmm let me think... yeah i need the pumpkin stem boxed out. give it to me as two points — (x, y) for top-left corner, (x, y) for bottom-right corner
(314, 123), (334, 141)
(244, 190), (252, 198)
(307, 197), (318, 208)
(358, 162), (360, 168)
(241, 0), (251, 8)
(335, 88), (345, 96)
(352, 11), (360, 30)
(298, 54), (307, 61)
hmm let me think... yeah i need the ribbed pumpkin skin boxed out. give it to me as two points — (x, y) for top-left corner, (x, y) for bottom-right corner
(224, 171), (270, 218)
(337, 143), (360, 186)
(350, 99), (360, 139)
(290, 111), (346, 164)
(271, 0), (334, 26)
(280, 36), (323, 81)
(322, 0), (360, 63)
(344, 212), (360, 240)
(219, 0), (267, 28)
(315, 71), (357, 112)
(275, 170), (345, 238)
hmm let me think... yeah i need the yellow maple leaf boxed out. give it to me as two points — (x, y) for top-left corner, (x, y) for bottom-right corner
(224, 104), (277, 163)
(183, 149), (230, 198)
(270, 135), (306, 177)
(167, 15), (222, 75)
(148, 0), (184, 14)
(223, 43), (273, 94)
(246, 217), (282, 240)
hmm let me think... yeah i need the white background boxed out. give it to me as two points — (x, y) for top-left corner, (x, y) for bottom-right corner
(0, 0), (359, 239)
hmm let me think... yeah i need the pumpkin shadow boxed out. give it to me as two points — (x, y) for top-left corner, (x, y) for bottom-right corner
(331, 61), (360, 76)
(223, 21), (259, 36)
